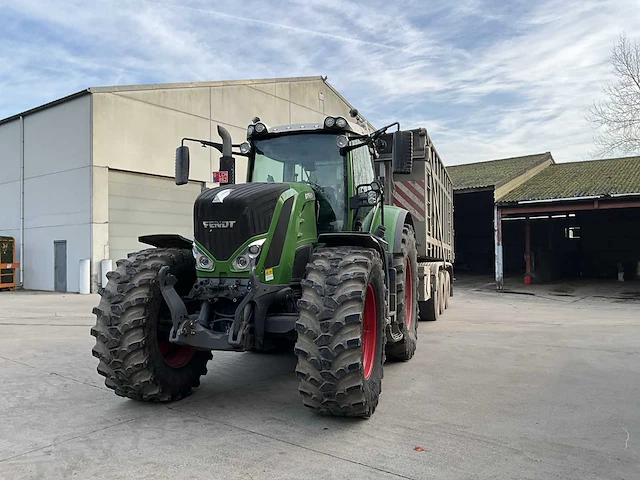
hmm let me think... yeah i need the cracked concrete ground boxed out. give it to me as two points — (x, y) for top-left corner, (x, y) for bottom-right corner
(0, 287), (638, 479)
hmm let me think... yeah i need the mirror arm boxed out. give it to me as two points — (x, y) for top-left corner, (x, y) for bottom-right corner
(371, 121), (400, 141)
(182, 137), (224, 152)
(182, 137), (249, 157)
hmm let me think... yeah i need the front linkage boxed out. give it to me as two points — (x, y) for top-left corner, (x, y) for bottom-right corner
(158, 263), (296, 352)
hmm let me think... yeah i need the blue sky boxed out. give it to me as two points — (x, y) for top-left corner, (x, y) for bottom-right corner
(1, 0), (639, 164)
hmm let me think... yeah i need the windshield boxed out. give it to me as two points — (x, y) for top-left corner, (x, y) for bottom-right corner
(251, 133), (346, 231)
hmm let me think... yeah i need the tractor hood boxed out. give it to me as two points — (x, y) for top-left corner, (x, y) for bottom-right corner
(194, 182), (289, 260)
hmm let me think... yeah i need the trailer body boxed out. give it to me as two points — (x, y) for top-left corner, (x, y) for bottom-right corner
(381, 128), (454, 317)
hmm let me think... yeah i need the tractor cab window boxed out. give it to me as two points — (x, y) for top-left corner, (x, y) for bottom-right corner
(251, 134), (346, 232)
(350, 143), (376, 230)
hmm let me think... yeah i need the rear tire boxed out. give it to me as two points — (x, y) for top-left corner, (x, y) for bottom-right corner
(387, 226), (418, 361)
(91, 248), (211, 402)
(295, 247), (386, 417)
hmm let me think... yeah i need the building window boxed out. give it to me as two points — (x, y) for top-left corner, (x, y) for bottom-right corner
(565, 226), (581, 239)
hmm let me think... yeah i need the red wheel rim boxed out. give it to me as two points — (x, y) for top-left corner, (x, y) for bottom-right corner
(405, 258), (413, 329)
(362, 283), (377, 380)
(157, 340), (194, 368)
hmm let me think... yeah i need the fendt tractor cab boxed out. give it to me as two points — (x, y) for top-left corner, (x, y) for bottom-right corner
(92, 110), (427, 417)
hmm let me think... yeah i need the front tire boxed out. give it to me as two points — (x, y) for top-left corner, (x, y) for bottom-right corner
(91, 248), (211, 402)
(295, 247), (386, 417)
(387, 226), (418, 361)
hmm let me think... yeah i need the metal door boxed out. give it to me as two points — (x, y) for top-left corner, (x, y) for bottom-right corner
(54, 241), (67, 292)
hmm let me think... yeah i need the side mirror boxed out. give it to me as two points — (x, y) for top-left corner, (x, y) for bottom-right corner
(175, 146), (190, 185)
(392, 131), (414, 174)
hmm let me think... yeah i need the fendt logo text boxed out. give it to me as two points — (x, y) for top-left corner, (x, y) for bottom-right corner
(203, 220), (237, 228)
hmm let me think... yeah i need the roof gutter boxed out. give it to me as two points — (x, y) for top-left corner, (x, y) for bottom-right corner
(517, 195), (601, 204)
(611, 192), (640, 198)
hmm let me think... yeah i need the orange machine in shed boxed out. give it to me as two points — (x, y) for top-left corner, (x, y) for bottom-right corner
(0, 237), (19, 290)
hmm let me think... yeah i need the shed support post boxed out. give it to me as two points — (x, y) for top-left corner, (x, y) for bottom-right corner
(524, 217), (531, 285)
(494, 205), (503, 290)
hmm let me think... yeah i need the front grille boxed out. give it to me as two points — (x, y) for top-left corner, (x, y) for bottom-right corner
(194, 183), (288, 260)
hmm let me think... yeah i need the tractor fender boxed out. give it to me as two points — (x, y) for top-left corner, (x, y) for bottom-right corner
(375, 206), (413, 254)
(138, 234), (193, 250)
(392, 209), (414, 254)
(317, 232), (396, 318)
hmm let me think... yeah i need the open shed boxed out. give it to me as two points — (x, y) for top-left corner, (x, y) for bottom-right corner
(495, 156), (640, 287)
(448, 153), (554, 274)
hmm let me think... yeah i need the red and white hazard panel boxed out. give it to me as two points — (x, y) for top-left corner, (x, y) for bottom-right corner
(393, 180), (426, 221)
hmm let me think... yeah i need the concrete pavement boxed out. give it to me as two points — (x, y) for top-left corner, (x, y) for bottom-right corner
(0, 288), (638, 479)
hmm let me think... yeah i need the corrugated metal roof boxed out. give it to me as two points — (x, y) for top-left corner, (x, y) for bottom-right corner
(448, 152), (553, 191)
(499, 156), (640, 203)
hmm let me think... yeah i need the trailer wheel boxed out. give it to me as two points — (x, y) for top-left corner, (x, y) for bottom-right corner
(295, 247), (386, 417)
(443, 271), (450, 309)
(91, 248), (211, 402)
(387, 226), (418, 361)
(438, 271), (446, 314)
(419, 273), (439, 321)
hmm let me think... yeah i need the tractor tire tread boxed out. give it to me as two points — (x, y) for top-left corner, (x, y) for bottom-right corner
(295, 246), (385, 417)
(91, 248), (211, 402)
(386, 225), (419, 361)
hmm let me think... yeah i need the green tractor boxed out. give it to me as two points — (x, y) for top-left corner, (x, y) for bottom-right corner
(92, 111), (424, 417)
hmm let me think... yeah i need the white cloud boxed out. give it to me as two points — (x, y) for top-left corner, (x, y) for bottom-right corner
(1, 0), (640, 164)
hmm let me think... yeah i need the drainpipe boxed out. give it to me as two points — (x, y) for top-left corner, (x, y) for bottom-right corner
(19, 115), (24, 287)
(494, 204), (503, 290)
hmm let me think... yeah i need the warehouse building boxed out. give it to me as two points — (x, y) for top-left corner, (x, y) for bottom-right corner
(450, 154), (640, 288)
(0, 76), (368, 293)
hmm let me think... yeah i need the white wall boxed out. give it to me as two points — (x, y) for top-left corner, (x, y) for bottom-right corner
(22, 96), (91, 292)
(107, 170), (202, 262)
(0, 119), (22, 269)
(91, 78), (365, 288)
(92, 78), (361, 184)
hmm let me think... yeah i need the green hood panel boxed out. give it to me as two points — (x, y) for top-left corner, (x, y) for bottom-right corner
(195, 183), (318, 284)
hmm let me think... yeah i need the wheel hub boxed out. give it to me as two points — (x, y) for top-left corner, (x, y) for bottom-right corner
(362, 283), (377, 379)
(157, 340), (194, 368)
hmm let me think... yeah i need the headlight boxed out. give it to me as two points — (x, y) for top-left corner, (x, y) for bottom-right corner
(336, 134), (349, 148)
(254, 122), (267, 133)
(234, 255), (250, 270)
(335, 117), (347, 128)
(324, 116), (336, 128)
(231, 238), (266, 271)
(247, 125), (255, 137)
(240, 141), (251, 154)
(193, 243), (214, 271)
